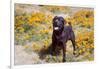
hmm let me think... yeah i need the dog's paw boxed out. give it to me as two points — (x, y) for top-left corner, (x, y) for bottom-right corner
(49, 55), (53, 61)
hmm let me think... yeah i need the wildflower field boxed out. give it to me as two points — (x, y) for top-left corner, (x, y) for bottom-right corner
(14, 4), (94, 65)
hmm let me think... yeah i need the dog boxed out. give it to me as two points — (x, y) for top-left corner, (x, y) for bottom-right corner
(50, 16), (76, 62)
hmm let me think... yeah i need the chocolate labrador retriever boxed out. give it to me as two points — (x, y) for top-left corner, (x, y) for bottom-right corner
(50, 16), (76, 62)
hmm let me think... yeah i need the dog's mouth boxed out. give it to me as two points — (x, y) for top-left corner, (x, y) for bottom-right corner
(54, 27), (59, 30)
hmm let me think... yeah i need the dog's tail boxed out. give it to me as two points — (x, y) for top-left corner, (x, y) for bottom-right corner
(68, 22), (72, 28)
(68, 22), (72, 25)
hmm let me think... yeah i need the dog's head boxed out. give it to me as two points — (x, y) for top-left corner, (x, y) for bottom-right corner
(53, 16), (66, 32)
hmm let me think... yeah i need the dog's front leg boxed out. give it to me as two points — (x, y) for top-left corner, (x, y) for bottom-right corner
(50, 43), (56, 56)
(49, 43), (56, 61)
(62, 44), (66, 62)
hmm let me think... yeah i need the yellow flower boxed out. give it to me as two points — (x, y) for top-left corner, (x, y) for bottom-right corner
(16, 33), (20, 36)
(24, 35), (31, 40)
(90, 44), (94, 49)
(40, 29), (49, 34)
(79, 49), (83, 54)
(24, 45), (30, 49)
(82, 48), (86, 52)
(85, 45), (90, 49)
(44, 40), (49, 47)
(76, 43), (81, 48)
(32, 43), (41, 52)
(19, 28), (24, 32)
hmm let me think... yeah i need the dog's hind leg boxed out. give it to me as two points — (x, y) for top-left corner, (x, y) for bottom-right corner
(62, 44), (66, 62)
(70, 31), (76, 55)
(71, 39), (76, 55)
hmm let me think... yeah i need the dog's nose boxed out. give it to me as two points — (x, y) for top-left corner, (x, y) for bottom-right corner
(54, 27), (59, 30)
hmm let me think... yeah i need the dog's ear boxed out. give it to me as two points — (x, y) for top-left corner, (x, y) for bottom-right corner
(53, 16), (58, 19)
(55, 16), (58, 18)
(52, 16), (58, 23)
(68, 22), (71, 24)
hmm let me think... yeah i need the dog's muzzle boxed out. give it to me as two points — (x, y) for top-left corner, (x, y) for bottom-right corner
(54, 27), (59, 30)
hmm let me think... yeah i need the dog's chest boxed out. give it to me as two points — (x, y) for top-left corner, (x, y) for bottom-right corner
(55, 32), (66, 42)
